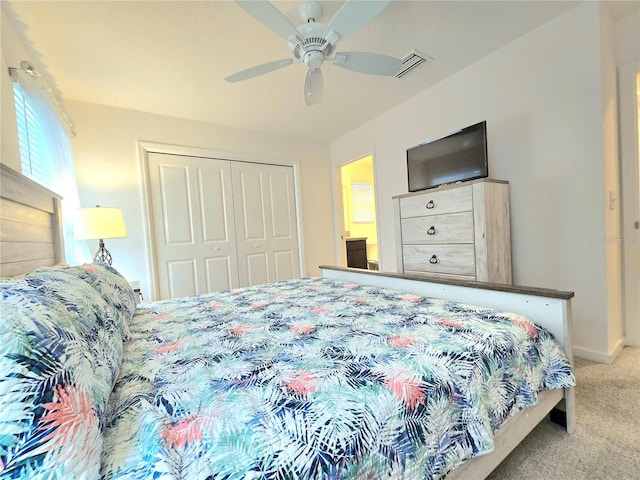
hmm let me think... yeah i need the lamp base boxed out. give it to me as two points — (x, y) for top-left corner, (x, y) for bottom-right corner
(94, 239), (113, 265)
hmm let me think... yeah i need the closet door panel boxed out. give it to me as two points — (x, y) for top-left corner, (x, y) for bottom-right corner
(274, 250), (296, 280)
(232, 162), (300, 286)
(264, 167), (300, 283)
(269, 172), (295, 238)
(245, 252), (269, 285)
(198, 167), (233, 243)
(148, 153), (239, 299)
(204, 256), (234, 292)
(158, 165), (194, 245)
(166, 259), (198, 299)
(236, 169), (267, 240)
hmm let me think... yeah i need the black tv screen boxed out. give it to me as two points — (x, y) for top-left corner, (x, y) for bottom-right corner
(407, 121), (488, 192)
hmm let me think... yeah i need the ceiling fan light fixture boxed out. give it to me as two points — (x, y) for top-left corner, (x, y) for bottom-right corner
(303, 50), (324, 70)
(228, 0), (397, 104)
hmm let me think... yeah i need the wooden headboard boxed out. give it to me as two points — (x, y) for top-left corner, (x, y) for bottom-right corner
(0, 163), (65, 277)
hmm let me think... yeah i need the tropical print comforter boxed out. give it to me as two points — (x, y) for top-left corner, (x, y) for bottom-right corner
(0, 263), (137, 479)
(101, 277), (575, 480)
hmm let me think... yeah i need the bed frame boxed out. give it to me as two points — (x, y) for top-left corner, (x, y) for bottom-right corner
(321, 266), (576, 479)
(0, 163), (65, 277)
(0, 164), (575, 479)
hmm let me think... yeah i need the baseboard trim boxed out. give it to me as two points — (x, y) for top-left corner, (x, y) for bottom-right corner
(573, 338), (625, 364)
(611, 337), (625, 359)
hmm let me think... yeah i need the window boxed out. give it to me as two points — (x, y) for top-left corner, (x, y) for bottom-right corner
(10, 65), (89, 265)
(351, 182), (374, 223)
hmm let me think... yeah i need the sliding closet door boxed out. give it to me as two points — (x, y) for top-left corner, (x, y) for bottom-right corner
(148, 153), (239, 299)
(231, 162), (300, 286)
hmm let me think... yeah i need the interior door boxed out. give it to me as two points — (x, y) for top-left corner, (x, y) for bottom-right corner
(148, 153), (239, 299)
(231, 161), (300, 286)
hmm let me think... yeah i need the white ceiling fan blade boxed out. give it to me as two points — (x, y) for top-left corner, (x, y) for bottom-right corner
(225, 59), (294, 83)
(304, 69), (324, 106)
(235, 1), (301, 42)
(323, 0), (392, 44)
(333, 52), (402, 75)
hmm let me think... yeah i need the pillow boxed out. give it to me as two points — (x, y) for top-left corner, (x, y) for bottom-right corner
(63, 262), (137, 342)
(31, 265), (128, 345)
(0, 269), (124, 478)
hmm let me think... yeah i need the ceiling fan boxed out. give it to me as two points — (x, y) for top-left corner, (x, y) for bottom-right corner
(225, 0), (403, 106)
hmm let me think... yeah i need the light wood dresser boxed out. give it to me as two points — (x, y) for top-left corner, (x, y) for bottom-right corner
(393, 179), (512, 283)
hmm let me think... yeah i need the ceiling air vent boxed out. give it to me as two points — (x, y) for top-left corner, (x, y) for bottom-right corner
(395, 49), (432, 79)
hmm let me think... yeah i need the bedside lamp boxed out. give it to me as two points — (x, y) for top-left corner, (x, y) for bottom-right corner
(74, 206), (127, 265)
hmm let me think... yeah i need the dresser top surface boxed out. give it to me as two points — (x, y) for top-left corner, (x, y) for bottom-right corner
(392, 178), (508, 200)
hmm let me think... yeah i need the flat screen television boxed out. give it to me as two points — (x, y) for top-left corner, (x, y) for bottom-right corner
(407, 121), (488, 192)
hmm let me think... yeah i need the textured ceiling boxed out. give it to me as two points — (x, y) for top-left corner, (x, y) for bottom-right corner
(4, 1), (634, 142)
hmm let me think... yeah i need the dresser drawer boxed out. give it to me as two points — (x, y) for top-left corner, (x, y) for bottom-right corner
(402, 244), (476, 276)
(401, 211), (474, 244)
(400, 185), (472, 218)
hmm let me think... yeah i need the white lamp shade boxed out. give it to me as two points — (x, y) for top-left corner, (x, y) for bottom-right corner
(74, 207), (127, 240)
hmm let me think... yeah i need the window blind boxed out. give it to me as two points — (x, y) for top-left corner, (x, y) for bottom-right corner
(13, 82), (47, 185)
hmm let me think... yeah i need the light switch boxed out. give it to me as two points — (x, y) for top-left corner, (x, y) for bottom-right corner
(609, 190), (616, 210)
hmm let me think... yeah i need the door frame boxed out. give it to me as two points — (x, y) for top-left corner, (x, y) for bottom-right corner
(619, 61), (640, 346)
(334, 153), (380, 270)
(137, 141), (305, 301)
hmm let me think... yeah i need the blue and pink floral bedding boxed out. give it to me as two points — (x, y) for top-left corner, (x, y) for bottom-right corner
(104, 278), (574, 479)
(0, 263), (136, 479)
(1, 268), (575, 480)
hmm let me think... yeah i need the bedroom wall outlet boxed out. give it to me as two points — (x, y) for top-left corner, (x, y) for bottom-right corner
(609, 190), (616, 210)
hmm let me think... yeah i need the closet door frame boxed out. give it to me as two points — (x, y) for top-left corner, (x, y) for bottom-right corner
(138, 141), (306, 301)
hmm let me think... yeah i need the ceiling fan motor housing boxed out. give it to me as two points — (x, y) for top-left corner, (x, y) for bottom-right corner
(290, 21), (335, 68)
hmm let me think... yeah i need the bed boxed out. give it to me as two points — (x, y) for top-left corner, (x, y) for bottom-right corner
(0, 164), (576, 479)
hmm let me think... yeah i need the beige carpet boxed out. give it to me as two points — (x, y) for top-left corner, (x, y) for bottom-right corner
(487, 346), (640, 480)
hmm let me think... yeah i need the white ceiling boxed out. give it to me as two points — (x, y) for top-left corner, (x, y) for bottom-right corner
(4, 1), (637, 142)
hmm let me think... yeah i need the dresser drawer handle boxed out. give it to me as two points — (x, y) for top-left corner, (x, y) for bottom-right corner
(429, 255), (438, 264)
(427, 226), (436, 236)
(425, 200), (435, 209)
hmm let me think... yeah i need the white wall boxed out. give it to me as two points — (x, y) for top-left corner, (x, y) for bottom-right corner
(615, 11), (640, 65)
(330, 3), (621, 360)
(66, 100), (335, 300)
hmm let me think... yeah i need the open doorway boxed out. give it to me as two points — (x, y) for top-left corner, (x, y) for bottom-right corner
(336, 155), (379, 270)
(619, 61), (640, 346)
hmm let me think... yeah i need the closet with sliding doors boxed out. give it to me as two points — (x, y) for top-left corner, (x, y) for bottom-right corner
(146, 152), (300, 300)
